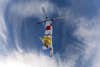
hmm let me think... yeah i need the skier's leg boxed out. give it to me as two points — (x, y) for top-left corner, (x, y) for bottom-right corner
(50, 47), (53, 57)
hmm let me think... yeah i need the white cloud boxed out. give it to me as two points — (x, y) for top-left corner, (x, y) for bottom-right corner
(73, 14), (100, 67)
(9, 1), (54, 17)
(0, 51), (77, 67)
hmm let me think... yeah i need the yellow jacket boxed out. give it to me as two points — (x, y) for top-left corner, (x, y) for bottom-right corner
(42, 36), (52, 46)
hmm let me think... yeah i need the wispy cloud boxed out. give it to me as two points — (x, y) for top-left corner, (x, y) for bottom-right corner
(73, 13), (100, 67)
(9, 0), (54, 17)
(0, 0), (10, 53)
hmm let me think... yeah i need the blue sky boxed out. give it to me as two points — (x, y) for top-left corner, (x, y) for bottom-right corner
(0, 0), (100, 67)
